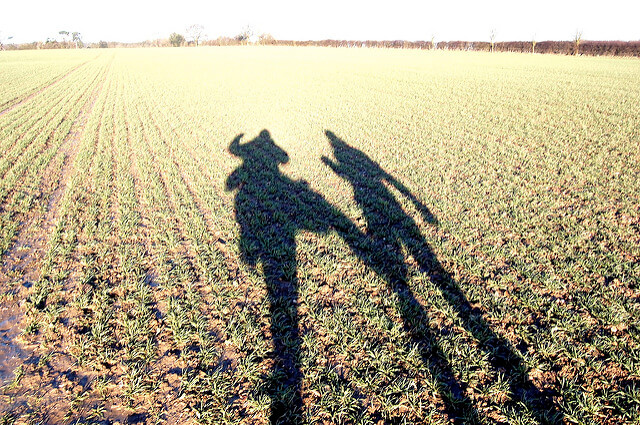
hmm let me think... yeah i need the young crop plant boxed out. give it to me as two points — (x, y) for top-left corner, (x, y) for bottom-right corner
(1, 47), (639, 424)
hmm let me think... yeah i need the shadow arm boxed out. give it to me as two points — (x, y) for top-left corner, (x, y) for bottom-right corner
(228, 134), (244, 156)
(386, 174), (438, 225)
(321, 156), (343, 176)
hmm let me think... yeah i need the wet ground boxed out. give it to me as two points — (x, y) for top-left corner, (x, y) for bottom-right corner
(0, 309), (27, 385)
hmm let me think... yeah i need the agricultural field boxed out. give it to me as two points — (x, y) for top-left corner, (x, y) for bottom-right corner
(0, 46), (639, 424)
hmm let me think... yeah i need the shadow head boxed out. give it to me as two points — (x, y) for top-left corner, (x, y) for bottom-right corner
(229, 129), (289, 166)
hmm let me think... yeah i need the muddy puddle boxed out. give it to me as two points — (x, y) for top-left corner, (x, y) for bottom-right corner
(0, 309), (29, 384)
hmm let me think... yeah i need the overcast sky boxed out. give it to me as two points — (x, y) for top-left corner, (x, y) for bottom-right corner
(1, 0), (638, 44)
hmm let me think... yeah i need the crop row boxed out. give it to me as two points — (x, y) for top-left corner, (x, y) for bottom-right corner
(0, 57), (110, 258)
(0, 50), (92, 111)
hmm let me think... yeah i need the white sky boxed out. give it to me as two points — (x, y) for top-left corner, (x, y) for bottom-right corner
(1, 0), (639, 44)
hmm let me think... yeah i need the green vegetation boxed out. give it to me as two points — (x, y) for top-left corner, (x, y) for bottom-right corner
(169, 33), (185, 47)
(0, 47), (638, 424)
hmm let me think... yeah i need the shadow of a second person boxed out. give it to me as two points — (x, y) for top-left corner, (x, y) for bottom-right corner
(322, 130), (561, 424)
(225, 129), (560, 424)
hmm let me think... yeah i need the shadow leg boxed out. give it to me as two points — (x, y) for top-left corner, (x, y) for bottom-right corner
(263, 255), (303, 425)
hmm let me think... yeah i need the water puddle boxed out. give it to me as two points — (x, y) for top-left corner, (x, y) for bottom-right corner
(0, 311), (29, 384)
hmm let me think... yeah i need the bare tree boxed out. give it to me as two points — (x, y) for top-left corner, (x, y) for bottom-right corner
(531, 34), (537, 54)
(431, 34), (437, 50)
(489, 29), (496, 52)
(573, 29), (583, 55)
(236, 25), (254, 44)
(186, 24), (205, 46)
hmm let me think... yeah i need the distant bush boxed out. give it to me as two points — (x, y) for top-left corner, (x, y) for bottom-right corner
(203, 37), (242, 46)
(488, 40), (640, 56)
(258, 33), (276, 45)
(169, 33), (185, 47)
(579, 40), (640, 56)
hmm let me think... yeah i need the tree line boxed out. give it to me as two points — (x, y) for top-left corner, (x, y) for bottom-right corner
(191, 37), (640, 57)
(2, 26), (639, 57)
(246, 39), (640, 56)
